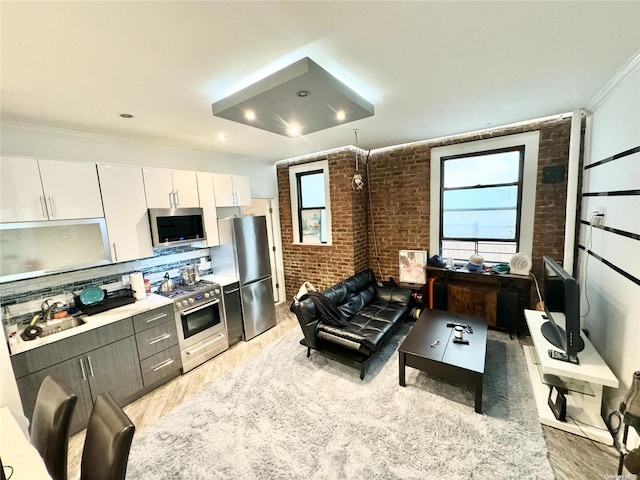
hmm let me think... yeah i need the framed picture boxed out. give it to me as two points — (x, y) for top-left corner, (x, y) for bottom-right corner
(301, 209), (323, 243)
(399, 250), (428, 284)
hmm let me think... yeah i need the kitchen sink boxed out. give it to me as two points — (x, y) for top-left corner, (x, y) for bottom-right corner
(40, 316), (87, 337)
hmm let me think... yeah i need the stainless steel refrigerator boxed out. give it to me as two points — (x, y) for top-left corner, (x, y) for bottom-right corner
(217, 216), (277, 340)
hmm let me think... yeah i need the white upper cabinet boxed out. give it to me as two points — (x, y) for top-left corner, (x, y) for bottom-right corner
(195, 172), (220, 247)
(0, 156), (103, 223)
(98, 164), (153, 262)
(170, 170), (200, 208)
(212, 173), (251, 207)
(232, 175), (251, 206)
(142, 167), (199, 208)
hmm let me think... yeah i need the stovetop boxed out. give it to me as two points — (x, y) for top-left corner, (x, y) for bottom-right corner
(156, 280), (220, 300)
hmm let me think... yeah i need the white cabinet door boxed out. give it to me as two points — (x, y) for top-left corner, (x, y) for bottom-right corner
(0, 157), (103, 222)
(212, 173), (235, 207)
(98, 164), (153, 262)
(171, 170), (199, 208)
(232, 175), (251, 206)
(142, 167), (174, 208)
(38, 159), (104, 219)
(0, 156), (46, 222)
(195, 172), (219, 247)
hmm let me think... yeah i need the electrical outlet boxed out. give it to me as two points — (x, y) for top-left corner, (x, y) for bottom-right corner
(121, 275), (130, 286)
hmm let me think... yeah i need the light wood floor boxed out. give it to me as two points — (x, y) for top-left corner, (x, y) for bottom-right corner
(67, 305), (623, 479)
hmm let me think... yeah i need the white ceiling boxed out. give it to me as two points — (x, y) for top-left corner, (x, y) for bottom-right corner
(2, 1), (639, 165)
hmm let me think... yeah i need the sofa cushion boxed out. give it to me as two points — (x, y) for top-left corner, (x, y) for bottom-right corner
(338, 285), (376, 319)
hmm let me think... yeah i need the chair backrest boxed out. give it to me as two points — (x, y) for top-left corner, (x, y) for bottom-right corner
(80, 392), (135, 480)
(30, 375), (78, 480)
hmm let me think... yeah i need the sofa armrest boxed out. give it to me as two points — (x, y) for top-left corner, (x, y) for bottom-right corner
(290, 298), (321, 349)
(376, 285), (412, 306)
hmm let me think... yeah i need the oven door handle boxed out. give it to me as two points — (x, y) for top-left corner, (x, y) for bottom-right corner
(180, 299), (220, 316)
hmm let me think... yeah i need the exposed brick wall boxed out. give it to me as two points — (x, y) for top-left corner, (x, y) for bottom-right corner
(277, 117), (573, 305)
(366, 144), (430, 281)
(277, 148), (367, 299)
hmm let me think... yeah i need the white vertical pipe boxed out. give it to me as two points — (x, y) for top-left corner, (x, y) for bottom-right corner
(563, 110), (583, 274)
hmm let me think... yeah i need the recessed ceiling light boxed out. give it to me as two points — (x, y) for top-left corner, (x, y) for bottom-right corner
(287, 123), (301, 137)
(218, 134), (227, 141)
(296, 90), (311, 98)
(244, 110), (256, 121)
(119, 113), (134, 118)
(336, 110), (346, 121)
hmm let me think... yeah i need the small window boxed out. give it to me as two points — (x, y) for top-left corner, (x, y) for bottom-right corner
(289, 160), (332, 245)
(440, 147), (524, 263)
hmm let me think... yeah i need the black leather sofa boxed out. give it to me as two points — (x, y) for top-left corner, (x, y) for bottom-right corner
(290, 269), (412, 379)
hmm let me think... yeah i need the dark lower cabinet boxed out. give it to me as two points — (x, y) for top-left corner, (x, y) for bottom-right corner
(426, 266), (531, 335)
(13, 320), (144, 435)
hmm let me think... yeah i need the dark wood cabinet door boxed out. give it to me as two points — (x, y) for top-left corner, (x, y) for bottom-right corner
(16, 355), (93, 434)
(447, 284), (497, 326)
(86, 336), (143, 404)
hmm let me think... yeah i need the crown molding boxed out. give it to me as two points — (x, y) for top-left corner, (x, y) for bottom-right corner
(586, 49), (640, 113)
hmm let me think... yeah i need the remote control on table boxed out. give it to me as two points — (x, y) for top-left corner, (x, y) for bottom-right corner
(548, 349), (579, 365)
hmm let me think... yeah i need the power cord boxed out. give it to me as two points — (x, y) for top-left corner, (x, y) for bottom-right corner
(579, 211), (601, 318)
(567, 413), (619, 455)
(530, 271), (543, 305)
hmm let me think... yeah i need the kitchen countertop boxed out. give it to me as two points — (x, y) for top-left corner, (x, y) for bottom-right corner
(201, 274), (238, 287)
(8, 294), (174, 356)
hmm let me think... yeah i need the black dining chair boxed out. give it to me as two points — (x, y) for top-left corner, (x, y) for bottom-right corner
(80, 392), (135, 480)
(30, 375), (78, 480)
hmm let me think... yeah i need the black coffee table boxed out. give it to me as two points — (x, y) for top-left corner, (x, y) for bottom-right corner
(399, 309), (488, 413)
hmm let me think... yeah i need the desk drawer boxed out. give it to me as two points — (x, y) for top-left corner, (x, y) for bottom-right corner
(135, 321), (178, 360)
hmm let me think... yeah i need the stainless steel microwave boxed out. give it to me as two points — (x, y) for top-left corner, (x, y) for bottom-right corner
(148, 208), (206, 248)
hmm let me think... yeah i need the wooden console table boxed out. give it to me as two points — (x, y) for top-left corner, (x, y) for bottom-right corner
(523, 309), (619, 445)
(425, 266), (532, 335)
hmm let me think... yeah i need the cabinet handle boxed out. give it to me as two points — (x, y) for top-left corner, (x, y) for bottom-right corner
(149, 333), (171, 345)
(39, 195), (48, 219)
(86, 356), (95, 378)
(168, 191), (174, 208)
(79, 358), (87, 381)
(233, 191), (238, 206)
(174, 190), (180, 207)
(112, 243), (118, 262)
(47, 196), (55, 218)
(145, 313), (168, 324)
(152, 358), (175, 372)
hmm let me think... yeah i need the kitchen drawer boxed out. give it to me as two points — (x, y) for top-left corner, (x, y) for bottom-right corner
(140, 345), (181, 387)
(132, 304), (174, 333)
(135, 321), (178, 360)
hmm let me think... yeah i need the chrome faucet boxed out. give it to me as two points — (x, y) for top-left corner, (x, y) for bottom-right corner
(41, 299), (65, 322)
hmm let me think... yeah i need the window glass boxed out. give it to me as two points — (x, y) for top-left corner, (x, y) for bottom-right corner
(300, 172), (325, 208)
(443, 150), (520, 188)
(440, 147), (524, 263)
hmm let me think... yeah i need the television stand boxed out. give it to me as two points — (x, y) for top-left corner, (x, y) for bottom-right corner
(523, 309), (619, 445)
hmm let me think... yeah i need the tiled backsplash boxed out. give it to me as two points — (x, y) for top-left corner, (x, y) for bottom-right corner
(1, 245), (213, 327)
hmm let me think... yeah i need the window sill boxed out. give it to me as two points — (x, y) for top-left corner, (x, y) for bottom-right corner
(291, 242), (333, 247)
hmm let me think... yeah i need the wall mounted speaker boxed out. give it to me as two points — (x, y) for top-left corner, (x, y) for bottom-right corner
(542, 165), (566, 184)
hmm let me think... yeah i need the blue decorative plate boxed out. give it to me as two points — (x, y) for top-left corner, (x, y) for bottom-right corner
(79, 286), (105, 305)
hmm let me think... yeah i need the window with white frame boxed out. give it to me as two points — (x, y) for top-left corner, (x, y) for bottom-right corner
(430, 132), (540, 264)
(289, 160), (332, 245)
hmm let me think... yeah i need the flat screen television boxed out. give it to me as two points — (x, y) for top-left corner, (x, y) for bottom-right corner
(541, 256), (585, 358)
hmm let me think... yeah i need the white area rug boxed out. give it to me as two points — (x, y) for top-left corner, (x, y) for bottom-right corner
(127, 324), (554, 479)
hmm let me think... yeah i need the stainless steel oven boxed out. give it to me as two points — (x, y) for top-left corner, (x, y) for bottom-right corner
(160, 281), (229, 373)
